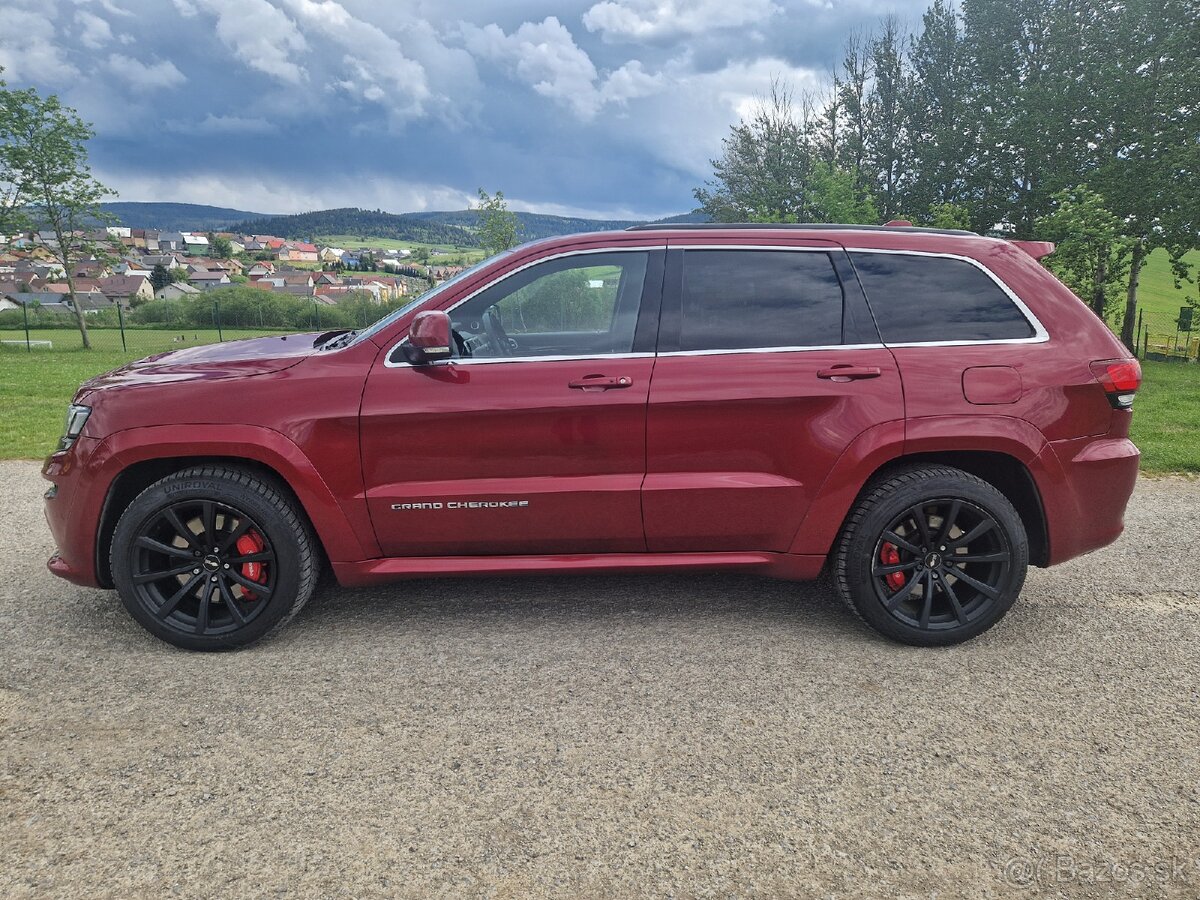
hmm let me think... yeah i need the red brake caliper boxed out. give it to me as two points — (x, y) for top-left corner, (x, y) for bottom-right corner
(235, 530), (267, 601)
(880, 542), (906, 591)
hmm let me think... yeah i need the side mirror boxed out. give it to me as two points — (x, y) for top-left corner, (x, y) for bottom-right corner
(403, 310), (453, 364)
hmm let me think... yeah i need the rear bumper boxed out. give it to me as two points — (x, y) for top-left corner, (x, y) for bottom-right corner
(1039, 434), (1139, 565)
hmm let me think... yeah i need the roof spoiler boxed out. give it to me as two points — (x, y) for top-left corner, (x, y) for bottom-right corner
(1010, 240), (1055, 260)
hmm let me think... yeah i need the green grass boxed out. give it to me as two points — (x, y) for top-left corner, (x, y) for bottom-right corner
(1, 350), (136, 458)
(3, 342), (1197, 476)
(0, 326), (289, 357)
(1134, 248), (1200, 320)
(1130, 360), (1200, 473)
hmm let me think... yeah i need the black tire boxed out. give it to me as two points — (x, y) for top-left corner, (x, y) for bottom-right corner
(833, 465), (1028, 646)
(110, 465), (318, 651)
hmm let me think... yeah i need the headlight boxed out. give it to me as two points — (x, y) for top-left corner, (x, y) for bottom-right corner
(58, 404), (91, 452)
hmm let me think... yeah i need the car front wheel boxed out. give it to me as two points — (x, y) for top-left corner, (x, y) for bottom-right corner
(834, 465), (1029, 646)
(110, 465), (318, 651)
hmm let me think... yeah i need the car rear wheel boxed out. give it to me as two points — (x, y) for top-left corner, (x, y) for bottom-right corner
(834, 465), (1028, 646)
(110, 466), (318, 651)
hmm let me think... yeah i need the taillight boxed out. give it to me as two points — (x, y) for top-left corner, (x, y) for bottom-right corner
(1090, 359), (1142, 409)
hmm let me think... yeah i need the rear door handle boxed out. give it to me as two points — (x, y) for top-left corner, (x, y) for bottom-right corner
(568, 374), (634, 391)
(816, 365), (882, 382)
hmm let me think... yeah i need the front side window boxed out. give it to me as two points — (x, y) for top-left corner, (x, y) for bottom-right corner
(449, 252), (648, 359)
(850, 252), (1036, 343)
(677, 250), (844, 351)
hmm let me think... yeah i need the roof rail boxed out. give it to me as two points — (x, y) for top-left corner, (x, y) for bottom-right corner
(625, 222), (978, 237)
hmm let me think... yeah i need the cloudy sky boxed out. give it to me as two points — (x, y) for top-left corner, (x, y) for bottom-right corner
(1, 0), (927, 219)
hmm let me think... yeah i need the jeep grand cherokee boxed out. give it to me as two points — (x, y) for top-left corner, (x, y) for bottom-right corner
(43, 223), (1141, 650)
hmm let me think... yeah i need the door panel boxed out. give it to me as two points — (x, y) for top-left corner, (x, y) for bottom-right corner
(360, 358), (654, 556)
(359, 248), (663, 558)
(643, 244), (902, 553)
(643, 349), (902, 551)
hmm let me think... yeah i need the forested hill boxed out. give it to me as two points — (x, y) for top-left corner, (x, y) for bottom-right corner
(230, 208), (480, 245)
(228, 207), (710, 244)
(100, 202), (276, 231)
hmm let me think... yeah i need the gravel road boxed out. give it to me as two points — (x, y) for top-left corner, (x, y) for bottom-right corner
(2, 460), (1199, 898)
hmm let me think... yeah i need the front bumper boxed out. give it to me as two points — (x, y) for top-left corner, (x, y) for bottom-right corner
(43, 436), (106, 587)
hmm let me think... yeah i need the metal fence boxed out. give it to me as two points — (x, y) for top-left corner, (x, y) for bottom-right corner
(1129, 306), (1199, 363)
(0, 293), (404, 356)
(3, 290), (1197, 364)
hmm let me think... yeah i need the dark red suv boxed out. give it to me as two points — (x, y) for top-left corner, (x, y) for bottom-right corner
(43, 224), (1142, 650)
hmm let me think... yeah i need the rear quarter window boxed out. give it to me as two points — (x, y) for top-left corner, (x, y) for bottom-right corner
(850, 252), (1035, 343)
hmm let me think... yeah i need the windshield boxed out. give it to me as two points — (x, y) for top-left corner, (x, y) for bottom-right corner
(349, 250), (514, 347)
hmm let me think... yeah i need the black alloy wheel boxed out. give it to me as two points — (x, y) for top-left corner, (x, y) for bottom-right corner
(126, 498), (277, 637)
(111, 466), (318, 651)
(834, 465), (1029, 646)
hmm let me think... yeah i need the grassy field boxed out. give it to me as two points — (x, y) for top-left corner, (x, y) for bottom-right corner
(317, 234), (488, 264)
(1134, 248), (1200, 319)
(2, 343), (1195, 472)
(0, 326), (289, 356)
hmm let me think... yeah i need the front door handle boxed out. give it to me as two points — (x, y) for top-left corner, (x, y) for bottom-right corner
(568, 374), (634, 391)
(816, 365), (882, 382)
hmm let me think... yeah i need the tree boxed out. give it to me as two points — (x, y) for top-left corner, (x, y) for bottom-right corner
(1090, 0), (1200, 349)
(1036, 185), (1131, 321)
(864, 17), (911, 219)
(694, 80), (815, 222)
(475, 188), (521, 255)
(208, 232), (233, 258)
(904, 0), (970, 219)
(0, 84), (114, 348)
(808, 163), (878, 224)
(0, 69), (31, 237)
(150, 263), (171, 293)
(925, 202), (971, 230)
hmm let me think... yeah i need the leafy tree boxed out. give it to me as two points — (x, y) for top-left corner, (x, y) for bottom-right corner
(0, 68), (31, 237)
(1090, 0), (1200, 349)
(864, 17), (911, 219)
(694, 80), (814, 222)
(208, 232), (233, 258)
(476, 188), (522, 255)
(808, 164), (878, 224)
(1036, 185), (1131, 321)
(926, 202), (971, 230)
(904, 0), (970, 218)
(150, 263), (171, 293)
(0, 84), (114, 348)
(168, 266), (189, 284)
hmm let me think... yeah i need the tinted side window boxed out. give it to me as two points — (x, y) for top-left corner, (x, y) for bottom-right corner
(679, 250), (843, 351)
(451, 252), (648, 359)
(850, 252), (1035, 343)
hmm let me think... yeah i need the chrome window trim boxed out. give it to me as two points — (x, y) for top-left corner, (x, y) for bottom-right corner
(382, 241), (1049, 369)
(657, 342), (884, 358)
(384, 245), (665, 368)
(841, 246), (1050, 346)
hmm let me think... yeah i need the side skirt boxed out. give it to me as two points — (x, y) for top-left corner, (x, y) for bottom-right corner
(332, 551), (826, 587)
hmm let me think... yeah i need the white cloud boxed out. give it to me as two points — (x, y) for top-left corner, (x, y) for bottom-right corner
(278, 0), (430, 117)
(164, 114), (277, 135)
(0, 5), (81, 85)
(599, 59), (662, 104)
(187, 0), (309, 85)
(583, 0), (781, 41)
(171, 0), (198, 16)
(96, 170), (480, 216)
(104, 54), (186, 89)
(463, 16), (663, 119)
(70, 0), (132, 17)
(75, 10), (114, 48)
(619, 55), (825, 177)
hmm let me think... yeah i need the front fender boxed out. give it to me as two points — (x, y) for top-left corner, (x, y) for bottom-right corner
(90, 424), (379, 564)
